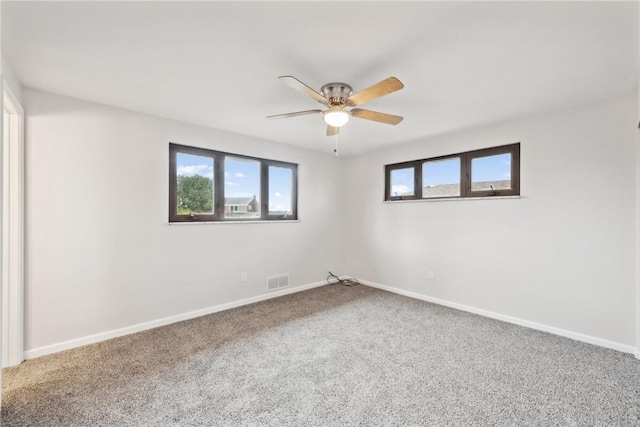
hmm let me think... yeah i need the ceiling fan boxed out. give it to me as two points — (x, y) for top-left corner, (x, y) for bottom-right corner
(267, 76), (404, 136)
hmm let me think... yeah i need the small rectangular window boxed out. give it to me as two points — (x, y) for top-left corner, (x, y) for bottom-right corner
(387, 166), (416, 200)
(470, 152), (513, 195)
(169, 144), (298, 222)
(175, 152), (215, 215)
(224, 156), (261, 220)
(268, 165), (294, 217)
(423, 157), (461, 198)
(385, 143), (520, 201)
(466, 145), (519, 197)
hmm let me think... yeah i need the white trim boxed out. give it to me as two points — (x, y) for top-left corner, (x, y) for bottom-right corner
(637, 11), (640, 361)
(168, 220), (300, 225)
(383, 195), (522, 204)
(2, 79), (24, 368)
(361, 279), (637, 355)
(22, 277), (640, 360)
(636, 105), (640, 361)
(24, 281), (327, 360)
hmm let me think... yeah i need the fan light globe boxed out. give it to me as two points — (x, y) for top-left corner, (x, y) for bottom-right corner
(323, 110), (350, 127)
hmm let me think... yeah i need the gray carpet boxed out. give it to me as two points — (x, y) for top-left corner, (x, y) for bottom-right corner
(2, 284), (640, 426)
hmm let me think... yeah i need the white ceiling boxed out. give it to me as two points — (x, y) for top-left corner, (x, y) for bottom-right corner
(2, 1), (638, 156)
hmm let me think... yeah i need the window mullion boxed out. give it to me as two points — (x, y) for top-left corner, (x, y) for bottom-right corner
(414, 161), (423, 199)
(215, 153), (224, 218)
(460, 153), (469, 198)
(169, 147), (177, 221)
(291, 164), (298, 219)
(261, 161), (269, 219)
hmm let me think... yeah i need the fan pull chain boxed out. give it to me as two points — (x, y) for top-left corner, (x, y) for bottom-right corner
(333, 134), (339, 157)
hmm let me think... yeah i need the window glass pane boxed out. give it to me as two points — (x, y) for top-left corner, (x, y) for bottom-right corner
(269, 166), (293, 216)
(422, 157), (460, 198)
(390, 168), (414, 197)
(224, 157), (261, 219)
(471, 153), (512, 191)
(176, 153), (214, 215)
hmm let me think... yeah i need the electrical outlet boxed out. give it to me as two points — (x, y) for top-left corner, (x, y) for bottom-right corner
(241, 272), (247, 282)
(427, 270), (435, 280)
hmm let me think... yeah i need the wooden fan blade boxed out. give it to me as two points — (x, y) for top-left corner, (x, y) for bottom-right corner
(326, 125), (340, 136)
(351, 108), (404, 125)
(278, 76), (328, 104)
(267, 109), (322, 119)
(346, 77), (404, 106)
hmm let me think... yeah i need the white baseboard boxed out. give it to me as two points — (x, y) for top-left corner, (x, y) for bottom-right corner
(361, 279), (637, 356)
(24, 279), (639, 360)
(24, 281), (327, 360)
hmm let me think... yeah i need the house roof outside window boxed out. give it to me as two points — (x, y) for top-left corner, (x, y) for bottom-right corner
(224, 196), (257, 206)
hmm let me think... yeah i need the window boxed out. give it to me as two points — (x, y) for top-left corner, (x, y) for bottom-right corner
(169, 143), (298, 222)
(224, 156), (260, 219)
(423, 157), (461, 198)
(384, 143), (520, 201)
(268, 165), (294, 217)
(388, 167), (415, 198)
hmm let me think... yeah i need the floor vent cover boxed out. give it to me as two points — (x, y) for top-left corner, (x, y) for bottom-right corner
(267, 275), (289, 291)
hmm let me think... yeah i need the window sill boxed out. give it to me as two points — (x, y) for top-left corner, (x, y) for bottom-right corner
(168, 219), (301, 225)
(384, 195), (522, 203)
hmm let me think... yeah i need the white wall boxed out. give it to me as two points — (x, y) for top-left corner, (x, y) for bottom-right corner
(1, 56), (22, 104)
(344, 93), (638, 348)
(21, 88), (640, 355)
(24, 88), (346, 352)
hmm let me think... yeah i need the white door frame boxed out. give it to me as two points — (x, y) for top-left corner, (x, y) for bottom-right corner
(2, 79), (24, 367)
